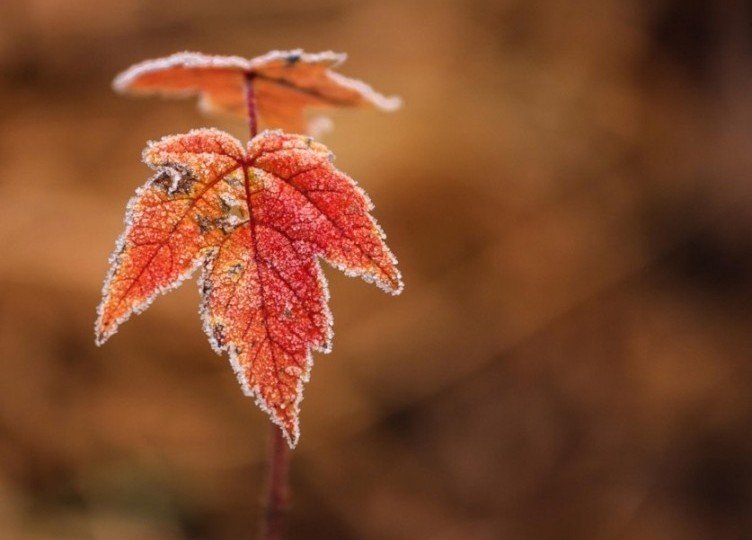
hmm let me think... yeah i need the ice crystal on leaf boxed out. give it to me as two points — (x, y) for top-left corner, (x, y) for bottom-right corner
(113, 50), (401, 134)
(96, 129), (402, 447)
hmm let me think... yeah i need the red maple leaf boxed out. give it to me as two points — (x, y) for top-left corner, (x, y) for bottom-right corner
(95, 128), (402, 446)
(113, 50), (400, 134)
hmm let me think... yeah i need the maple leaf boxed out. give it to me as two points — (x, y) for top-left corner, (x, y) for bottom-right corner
(113, 50), (401, 134)
(96, 128), (402, 446)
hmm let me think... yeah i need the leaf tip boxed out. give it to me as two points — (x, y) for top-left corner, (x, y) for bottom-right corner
(389, 276), (405, 296)
(379, 94), (403, 112)
(278, 422), (299, 449)
(93, 317), (113, 347)
(111, 71), (130, 94)
(266, 394), (302, 449)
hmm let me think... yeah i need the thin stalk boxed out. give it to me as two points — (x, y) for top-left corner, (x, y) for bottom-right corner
(245, 72), (291, 540)
(260, 425), (291, 540)
(245, 72), (259, 139)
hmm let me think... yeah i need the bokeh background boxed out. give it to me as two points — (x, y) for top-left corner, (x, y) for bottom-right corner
(1, 0), (752, 538)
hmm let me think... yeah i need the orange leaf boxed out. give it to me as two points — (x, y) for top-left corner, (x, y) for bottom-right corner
(96, 128), (402, 446)
(113, 50), (401, 134)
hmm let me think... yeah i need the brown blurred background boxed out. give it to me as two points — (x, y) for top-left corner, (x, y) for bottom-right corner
(1, 0), (752, 538)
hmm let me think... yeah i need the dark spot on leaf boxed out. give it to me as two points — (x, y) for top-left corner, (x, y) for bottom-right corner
(196, 215), (212, 234)
(152, 171), (172, 190)
(201, 279), (212, 296)
(212, 323), (225, 346)
(155, 164), (196, 195)
(219, 197), (232, 214)
(223, 175), (242, 188)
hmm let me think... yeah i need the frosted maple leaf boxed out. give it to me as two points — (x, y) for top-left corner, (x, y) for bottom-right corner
(113, 49), (401, 134)
(95, 129), (402, 446)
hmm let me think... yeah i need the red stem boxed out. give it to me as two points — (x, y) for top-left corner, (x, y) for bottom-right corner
(245, 72), (259, 139)
(260, 425), (291, 540)
(246, 72), (291, 539)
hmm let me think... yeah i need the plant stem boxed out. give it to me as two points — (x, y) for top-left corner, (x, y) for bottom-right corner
(246, 71), (291, 539)
(260, 425), (291, 540)
(245, 72), (259, 139)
